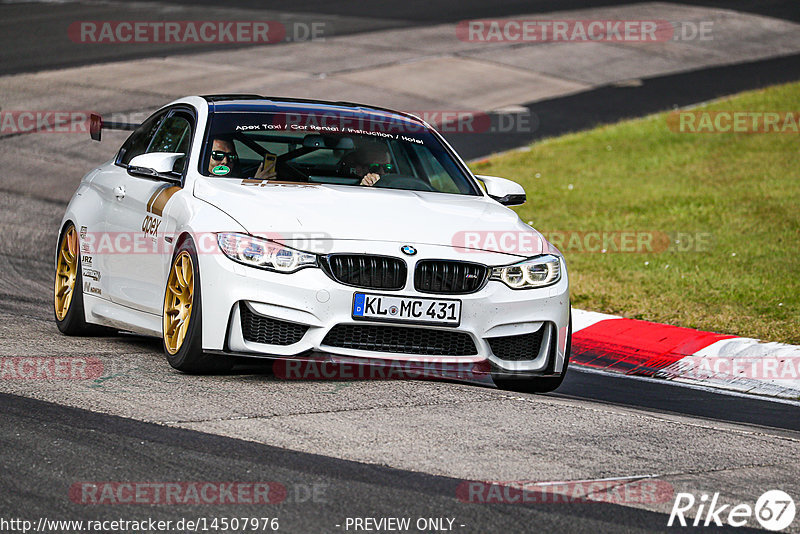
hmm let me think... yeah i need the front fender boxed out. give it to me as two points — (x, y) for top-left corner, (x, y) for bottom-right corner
(161, 196), (247, 349)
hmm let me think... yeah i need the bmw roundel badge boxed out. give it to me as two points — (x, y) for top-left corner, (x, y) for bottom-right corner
(401, 245), (417, 256)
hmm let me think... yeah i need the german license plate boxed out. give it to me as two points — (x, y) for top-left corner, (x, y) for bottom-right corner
(352, 293), (461, 326)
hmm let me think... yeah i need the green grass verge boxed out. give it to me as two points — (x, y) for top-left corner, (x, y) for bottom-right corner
(470, 81), (799, 343)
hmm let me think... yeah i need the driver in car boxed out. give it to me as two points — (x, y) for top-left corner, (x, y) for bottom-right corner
(207, 138), (238, 175)
(208, 138), (275, 179)
(340, 144), (393, 187)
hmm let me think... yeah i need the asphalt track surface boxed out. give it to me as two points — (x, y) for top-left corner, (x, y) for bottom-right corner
(2, 1), (800, 533)
(147, 0), (800, 24)
(0, 392), (769, 534)
(450, 53), (800, 160)
(2, 0), (798, 75)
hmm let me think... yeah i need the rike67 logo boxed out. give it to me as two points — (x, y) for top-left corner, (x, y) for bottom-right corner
(668, 490), (796, 531)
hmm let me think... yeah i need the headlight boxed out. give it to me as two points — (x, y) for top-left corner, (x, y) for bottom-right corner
(490, 254), (561, 289)
(217, 233), (317, 273)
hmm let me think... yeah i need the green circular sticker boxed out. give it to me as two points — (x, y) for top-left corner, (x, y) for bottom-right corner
(211, 165), (230, 176)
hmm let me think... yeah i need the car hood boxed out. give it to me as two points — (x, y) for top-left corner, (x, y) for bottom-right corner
(194, 178), (548, 259)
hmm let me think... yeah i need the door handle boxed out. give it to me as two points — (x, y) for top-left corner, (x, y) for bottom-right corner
(114, 185), (126, 200)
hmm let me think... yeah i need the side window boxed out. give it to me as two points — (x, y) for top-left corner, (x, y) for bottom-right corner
(385, 139), (415, 176)
(148, 115), (191, 154)
(407, 144), (461, 193)
(148, 114), (193, 172)
(117, 110), (168, 166)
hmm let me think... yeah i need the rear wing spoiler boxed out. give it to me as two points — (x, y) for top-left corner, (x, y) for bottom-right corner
(89, 113), (139, 141)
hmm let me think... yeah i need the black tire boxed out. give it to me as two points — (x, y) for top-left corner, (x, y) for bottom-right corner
(493, 311), (572, 393)
(162, 237), (232, 374)
(54, 223), (113, 336)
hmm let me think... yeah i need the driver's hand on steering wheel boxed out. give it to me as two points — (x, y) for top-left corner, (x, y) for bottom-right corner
(254, 161), (277, 180)
(359, 172), (381, 186)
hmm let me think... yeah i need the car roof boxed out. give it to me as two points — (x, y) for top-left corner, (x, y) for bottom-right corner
(201, 94), (429, 129)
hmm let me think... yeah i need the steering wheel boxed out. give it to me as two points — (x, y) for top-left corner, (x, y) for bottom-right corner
(373, 174), (436, 192)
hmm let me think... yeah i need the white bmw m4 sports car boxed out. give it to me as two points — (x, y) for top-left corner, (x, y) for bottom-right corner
(54, 95), (571, 392)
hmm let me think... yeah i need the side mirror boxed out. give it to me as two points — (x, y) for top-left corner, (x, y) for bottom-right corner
(127, 152), (184, 183)
(475, 175), (526, 206)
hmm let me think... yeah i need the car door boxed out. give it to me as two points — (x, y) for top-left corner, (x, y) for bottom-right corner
(94, 107), (195, 315)
(88, 109), (168, 304)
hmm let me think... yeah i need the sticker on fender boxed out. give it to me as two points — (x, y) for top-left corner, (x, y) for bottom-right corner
(352, 293), (461, 326)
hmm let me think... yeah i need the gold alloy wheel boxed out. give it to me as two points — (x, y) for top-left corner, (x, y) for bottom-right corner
(163, 251), (195, 354)
(54, 225), (78, 321)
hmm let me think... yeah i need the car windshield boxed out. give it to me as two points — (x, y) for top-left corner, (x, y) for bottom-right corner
(200, 111), (481, 195)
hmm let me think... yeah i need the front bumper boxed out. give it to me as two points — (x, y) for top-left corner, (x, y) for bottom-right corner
(198, 243), (570, 375)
